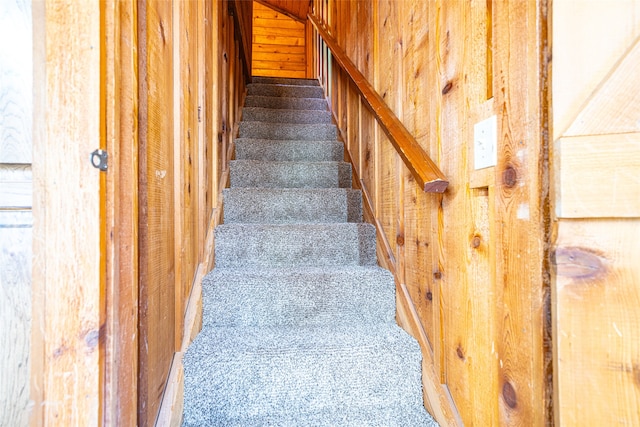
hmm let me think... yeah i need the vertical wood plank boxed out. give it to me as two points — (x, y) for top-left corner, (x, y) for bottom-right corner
(197, 0), (207, 259)
(493, 1), (547, 424)
(137, 1), (176, 423)
(174, 0), (200, 352)
(103, 0), (139, 424)
(31, 0), (102, 424)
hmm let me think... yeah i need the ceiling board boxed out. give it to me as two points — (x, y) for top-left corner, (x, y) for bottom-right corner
(256, 0), (310, 21)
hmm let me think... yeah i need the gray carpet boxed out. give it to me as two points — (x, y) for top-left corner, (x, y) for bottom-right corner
(183, 77), (438, 426)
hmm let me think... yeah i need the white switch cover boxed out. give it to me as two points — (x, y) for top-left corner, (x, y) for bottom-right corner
(473, 115), (497, 170)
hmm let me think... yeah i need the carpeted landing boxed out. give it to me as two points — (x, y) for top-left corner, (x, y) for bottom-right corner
(183, 76), (439, 426)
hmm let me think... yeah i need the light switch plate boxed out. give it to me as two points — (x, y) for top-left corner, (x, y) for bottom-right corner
(474, 115), (497, 170)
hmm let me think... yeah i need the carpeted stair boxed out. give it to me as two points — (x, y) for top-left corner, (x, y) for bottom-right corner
(183, 76), (438, 426)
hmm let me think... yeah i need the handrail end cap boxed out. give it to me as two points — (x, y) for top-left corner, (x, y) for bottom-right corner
(423, 180), (449, 193)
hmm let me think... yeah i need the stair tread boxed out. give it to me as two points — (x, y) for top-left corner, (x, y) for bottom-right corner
(184, 324), (425, 422)
(188, 323), (421, 357)
(214, 222), (376, 268)
(235, 139), (344, 161)
(247, 83), (325, 98)
(239, 121), (337, 140)
(242, 106), (332, 124)
(230, 160), (352, 189)
(223, 187), (362, 223)
(202, 266), (394, 327)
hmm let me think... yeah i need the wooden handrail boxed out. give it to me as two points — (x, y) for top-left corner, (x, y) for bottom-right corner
(308, 14), (448, 193)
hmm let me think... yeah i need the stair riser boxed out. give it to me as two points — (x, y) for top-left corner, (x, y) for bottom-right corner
(252, 76), (320, 86)
(223, 188), (362, 224)
(247, 83), (324, 98)
(244, 95), (328, 110)
(229, 160), (352, 189)
(201, 269), (395, 328)
(234, 139), (344, 162)
(183, 406), (433, 427)
(242, 107), (332, 124)
(239, 122), (337, 141)
(214, 223), (377, 268)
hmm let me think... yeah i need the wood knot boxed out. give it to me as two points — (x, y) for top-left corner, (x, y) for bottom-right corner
(396, 235), (405, 246)
(442, 81), (453, 95)
(83, 329), (100, 350)
(502, 381), (517, 409)
(426, 290), (433, 301)
(456, 345), (465, 360)
(502, 166), (517, 187)
(471, 235), (481, 248)
(433, 271), (442, 280)
(554, 247), (605, 280)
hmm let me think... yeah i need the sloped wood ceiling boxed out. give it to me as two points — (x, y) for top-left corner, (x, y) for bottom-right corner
(257, 0), (310, 21)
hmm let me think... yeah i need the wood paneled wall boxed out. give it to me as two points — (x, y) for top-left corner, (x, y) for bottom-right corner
(0, 1), (32, 424)
(311, 1), (550, 425)
(133, 0), (248, 424)
(252, 1), (307, 79)
(23, 1), (248, 424)
(551, 2), (640, 425)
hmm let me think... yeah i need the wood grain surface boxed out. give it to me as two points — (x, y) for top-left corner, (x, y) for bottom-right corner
(252, 2), (306, 79)
(30, 0), (102, 424)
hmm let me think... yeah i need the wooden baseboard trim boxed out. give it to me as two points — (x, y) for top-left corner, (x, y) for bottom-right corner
(155, 173), (227, 426)
(354, 166), (464, 427)
(154, 352), (184, 427)
(154, 207), (218, 426)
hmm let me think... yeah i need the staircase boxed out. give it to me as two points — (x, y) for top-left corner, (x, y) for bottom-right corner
(183, 77), (438, 426)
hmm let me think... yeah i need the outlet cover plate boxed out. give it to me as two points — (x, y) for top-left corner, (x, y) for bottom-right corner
(474, 115), (497, 170)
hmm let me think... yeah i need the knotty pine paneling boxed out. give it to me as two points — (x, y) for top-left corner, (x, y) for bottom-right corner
(24, 0), (248, 423)
(311, 0), (549, 425)
(252, 1), (306, 78)
(136, 1), (249, 423)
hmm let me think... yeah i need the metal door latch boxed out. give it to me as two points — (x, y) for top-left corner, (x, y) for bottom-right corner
(90, 149), (108, 171)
